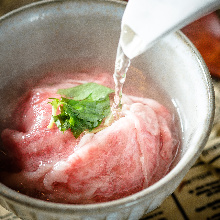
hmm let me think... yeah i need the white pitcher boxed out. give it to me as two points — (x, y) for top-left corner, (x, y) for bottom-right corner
(120, 0), (220, 59)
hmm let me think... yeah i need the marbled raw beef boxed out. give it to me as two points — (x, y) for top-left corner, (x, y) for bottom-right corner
(0, 73), (179, 204)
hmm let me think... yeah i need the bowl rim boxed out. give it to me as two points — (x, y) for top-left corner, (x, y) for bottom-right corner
(0, 0), (215, 214)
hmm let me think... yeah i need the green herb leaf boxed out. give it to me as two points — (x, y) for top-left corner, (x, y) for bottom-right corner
(57, 82), (114, 101)
(48, 83), (114, 138)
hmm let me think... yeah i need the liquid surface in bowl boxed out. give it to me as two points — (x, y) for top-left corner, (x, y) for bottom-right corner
(0, 69), (181, 204)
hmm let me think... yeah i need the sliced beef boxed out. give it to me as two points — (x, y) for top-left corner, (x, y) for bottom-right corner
(0, 75), (179, 204)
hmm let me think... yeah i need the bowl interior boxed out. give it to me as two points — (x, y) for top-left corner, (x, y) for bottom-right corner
(0, 0), (214, 217)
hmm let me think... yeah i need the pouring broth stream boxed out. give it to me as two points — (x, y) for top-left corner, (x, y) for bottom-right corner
(112, 44), (131, 116)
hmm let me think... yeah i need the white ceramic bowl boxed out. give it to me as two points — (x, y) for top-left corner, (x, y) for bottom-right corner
(0, 0), (214, 219)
